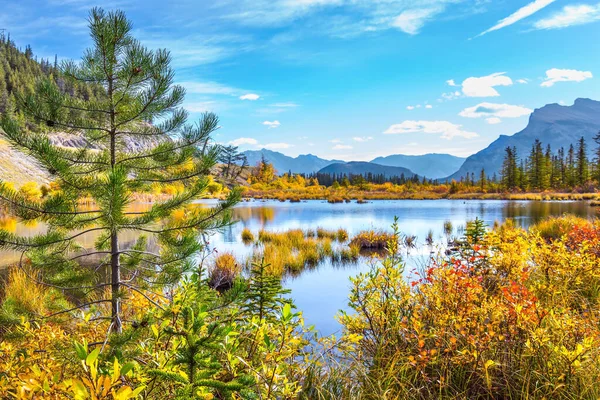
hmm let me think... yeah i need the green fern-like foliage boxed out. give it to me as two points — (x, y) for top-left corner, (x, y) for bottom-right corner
(0, 8), (240, 332)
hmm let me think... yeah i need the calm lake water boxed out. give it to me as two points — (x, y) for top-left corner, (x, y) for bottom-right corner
(207, 199), (598, 336)
(1, 199), (597, 335)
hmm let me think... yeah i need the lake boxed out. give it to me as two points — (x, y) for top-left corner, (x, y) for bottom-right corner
(206, 199), (598, 336)
(1, 199), (598, 335)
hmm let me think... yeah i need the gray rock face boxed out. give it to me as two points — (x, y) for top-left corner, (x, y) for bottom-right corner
(447, 98), (600, 181)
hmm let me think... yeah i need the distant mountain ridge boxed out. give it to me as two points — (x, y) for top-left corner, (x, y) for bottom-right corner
(243, 149), (343, 175)
(317, 161), (417, 179)
(447, 98), (600, 181)
(371, 153), (465, 179)
(243, 149), (464, 178)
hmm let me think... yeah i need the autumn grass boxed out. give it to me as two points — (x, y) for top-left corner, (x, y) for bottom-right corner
(242, 183), (600, 202)
(208, 252), (241, 291)
(240, 228), (357, 276)
(241, 228), (255, 244)
(350, 230), (394, 250)
(1, 267), (47, 316)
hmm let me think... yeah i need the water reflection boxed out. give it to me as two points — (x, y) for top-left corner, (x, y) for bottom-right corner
(207, 199), (598, 335)
(1, 199), (598, 335)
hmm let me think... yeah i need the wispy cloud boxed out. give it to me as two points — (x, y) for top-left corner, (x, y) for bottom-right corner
(534, 3), (600, 30)
(391, 8), (442, 35)
(476, 0), (556, 37)
(541, 68), (593, 87)
(229, 137), (259, 146)
(183, 101), (216, 113)
(384, 120), (478, 140)
(353, 136), (373, 142)
(459, 102), (532, 124)
(219, 0), (468, 37)
(333, 144), (353, 150)
(240, 93), (260, 100)
(263, 120), (281, 128)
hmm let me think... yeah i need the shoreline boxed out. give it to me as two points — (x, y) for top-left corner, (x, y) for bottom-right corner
(240, 191), (600, 203)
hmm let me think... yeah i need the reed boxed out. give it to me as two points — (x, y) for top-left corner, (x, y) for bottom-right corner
(241, 228), (255, 244)
(350, 230), (394, 250)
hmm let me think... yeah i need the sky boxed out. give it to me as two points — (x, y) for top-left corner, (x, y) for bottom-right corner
(1, 0), (600, 161)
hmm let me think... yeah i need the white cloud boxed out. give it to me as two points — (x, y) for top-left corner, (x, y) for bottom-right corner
(477, 0), (556, 37)
(333, 144), (353, 150)
(425, 104), (433, 109)
(440, 91), (462, 101)
(263, 120), (281, 128)
(229, 137), (258, 146)
(240, 93), (260, 101)
(541, 68), (593, 87)
(391, 8), (441, 35)
(353, 136), (373, 142)
(459, 102), (533, 119)
(446, 79), (458, 87)
(383, 120), (478, 140)
(517, 79), (529, 84)
(534, 3), (600, 30)
(407, 105), (415, 110)
(264, 142), (292, 149)
(486, 117), (502, 124)
(462, 72), (513, 97)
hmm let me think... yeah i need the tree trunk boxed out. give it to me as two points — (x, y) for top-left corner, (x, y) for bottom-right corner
(110, 230), (122, 333)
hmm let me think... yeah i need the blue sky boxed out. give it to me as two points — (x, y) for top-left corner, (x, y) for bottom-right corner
(1, 0), (600, 160)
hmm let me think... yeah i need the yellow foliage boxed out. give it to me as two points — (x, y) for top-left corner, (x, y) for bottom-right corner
(18, 181), (42, 200)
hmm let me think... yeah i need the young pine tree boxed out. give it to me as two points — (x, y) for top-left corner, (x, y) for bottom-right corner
(0, 8), (239, 333)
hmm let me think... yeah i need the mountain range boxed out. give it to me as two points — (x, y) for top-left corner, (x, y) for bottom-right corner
(371, 154), (465, 179)
(244, 99), (600, 183)
(447, 98), (600, 181)
(243, 149), (463, 179)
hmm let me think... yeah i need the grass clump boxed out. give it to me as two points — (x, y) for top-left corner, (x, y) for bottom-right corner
(247, 228), (358, 276)
(532, 214), (592, 241)
(350, 230), (394, 250)
(241, 228), (255, 244)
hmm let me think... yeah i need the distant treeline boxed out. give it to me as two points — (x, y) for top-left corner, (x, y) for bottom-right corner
(306, 172), (425, 187)
(500, 136), (600, 191)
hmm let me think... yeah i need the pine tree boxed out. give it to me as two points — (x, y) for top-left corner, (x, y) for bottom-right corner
(0, 8), (239, 333)
(576, 136), (589, 186)
(593, 131), (600, 184)
(242, 260), (291, 322)
(501, 146), (518, 190)
(567, 144), (576, 188)
(479, 168), (486, 192)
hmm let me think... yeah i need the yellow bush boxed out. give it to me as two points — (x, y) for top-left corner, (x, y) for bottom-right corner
(18, 181), (42, 200)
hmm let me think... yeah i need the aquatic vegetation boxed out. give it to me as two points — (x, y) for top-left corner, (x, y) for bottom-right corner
(350, 230), (395, 250)
(241, 228), (357, 276)
(241, 227), (255, 244)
